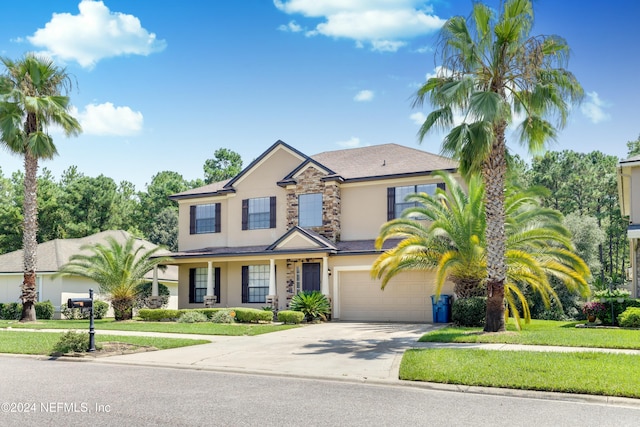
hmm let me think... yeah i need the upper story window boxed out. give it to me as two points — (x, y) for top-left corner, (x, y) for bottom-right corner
(298, 193), (323, 227)
(387, 183), (443, 220)
(242, 196), (276, 230)
(190, 203), (221, 234)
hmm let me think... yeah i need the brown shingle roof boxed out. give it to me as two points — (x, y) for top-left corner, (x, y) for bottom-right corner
(169, 178), (231, 199)
(311, 143), (457, 180)
(0, 230), (177, 281)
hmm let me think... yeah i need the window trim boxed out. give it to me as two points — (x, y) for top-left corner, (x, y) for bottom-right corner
(242, 196), (276, 230)
(241, 265), (270, 303)
(387, 183), (445, 220)
(298, 193), (323, 227)
(189, 203), (221, 234)
(189, 267), (220, 304)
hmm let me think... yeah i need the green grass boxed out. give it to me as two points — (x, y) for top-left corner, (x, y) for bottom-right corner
(0, 319), (299, 336)
(419, 319), (640, 349)
(400, 348), (640, 398)
(0, 330), (209, 355)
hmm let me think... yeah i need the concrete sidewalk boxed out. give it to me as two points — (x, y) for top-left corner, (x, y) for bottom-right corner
(93, 322), (435, 382)
(6, 322), (640, 381)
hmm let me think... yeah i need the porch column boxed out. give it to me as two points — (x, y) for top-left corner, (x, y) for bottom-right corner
(321, 256), (329, 296)
(206, 261), (214, 296)
(152, 266), (159, 297)
(269, 258), (276, 296)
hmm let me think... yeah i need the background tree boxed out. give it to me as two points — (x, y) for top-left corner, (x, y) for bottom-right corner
(148, 207), (179, 251)
(136, 171), (189, 241)
(413, 0), (583, 331)
(0, 54), (81, 322)
(204, 148), (243, 184)
(0, 168), (22, 254)
(626, 134), (640, 157)
(55, 235), (172, 320)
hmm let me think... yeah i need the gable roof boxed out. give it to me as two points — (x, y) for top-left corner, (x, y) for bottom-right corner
(0, 230), (177, 281)
(170, 141), (458, 200)
(311, 143), (458, 181)
(266, 226), (338, 251)
(170, 140), (308, 200)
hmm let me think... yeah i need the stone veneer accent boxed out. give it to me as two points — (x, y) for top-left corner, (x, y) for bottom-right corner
(286, 166), (341, 242)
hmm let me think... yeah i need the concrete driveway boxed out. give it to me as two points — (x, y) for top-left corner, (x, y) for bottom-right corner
(96, 322), (440, 382)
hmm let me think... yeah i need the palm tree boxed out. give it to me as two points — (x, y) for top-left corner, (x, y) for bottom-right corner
(372, 171), (590, 327)
(0, 54), (81, 322)
(55, 236), (172, 320)
(413, 0), (583, 331)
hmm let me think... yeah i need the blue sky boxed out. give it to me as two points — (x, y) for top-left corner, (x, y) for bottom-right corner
(0, 0), (638, 190)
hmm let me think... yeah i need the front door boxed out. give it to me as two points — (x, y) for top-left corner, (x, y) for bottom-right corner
(302, 263), (321, 292)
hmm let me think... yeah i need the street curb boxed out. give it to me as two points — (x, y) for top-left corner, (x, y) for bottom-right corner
(84, 356), (640, 410)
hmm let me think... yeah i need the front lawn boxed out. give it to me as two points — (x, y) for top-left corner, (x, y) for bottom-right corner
(420, 319), (640, 349)
(400, 348), (640, 398)
(0, 330), (209, 355)
(0, 319), (299, 336)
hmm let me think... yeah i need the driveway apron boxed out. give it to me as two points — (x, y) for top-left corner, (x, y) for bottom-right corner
(95, 322), (439, 382)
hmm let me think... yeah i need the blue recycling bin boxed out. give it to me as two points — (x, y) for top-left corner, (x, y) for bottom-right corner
(431, 294), (452, 323)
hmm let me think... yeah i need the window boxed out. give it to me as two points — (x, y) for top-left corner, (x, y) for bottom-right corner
(298, 193), (322, 227)
(242, 265), (270, 303)
(242, 197), (276, 230)
(189, 203), (221, 234)
(189, 267), (220, 303)
(387, 183), (443, 220)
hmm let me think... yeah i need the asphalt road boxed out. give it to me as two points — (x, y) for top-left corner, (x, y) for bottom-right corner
(0, 356), (638, 427)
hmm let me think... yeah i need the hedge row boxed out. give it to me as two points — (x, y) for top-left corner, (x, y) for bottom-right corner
(0, 301), (56, 320)
(138, 307), (274, 323)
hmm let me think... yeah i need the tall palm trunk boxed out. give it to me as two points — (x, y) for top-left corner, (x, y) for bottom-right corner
(482, 122), (508, 332)
(20, 117), (39, 322)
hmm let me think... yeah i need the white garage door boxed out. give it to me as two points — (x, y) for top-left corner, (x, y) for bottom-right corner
(338, 270), (433, 322)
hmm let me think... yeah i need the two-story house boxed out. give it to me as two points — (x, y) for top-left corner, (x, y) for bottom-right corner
(164, 140), (458, 322)
(617, 156), (640, 298)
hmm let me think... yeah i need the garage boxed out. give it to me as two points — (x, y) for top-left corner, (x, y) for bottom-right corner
(336, 270), (435, 322)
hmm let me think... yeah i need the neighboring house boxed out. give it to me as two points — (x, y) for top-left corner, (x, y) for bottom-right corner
(617, 156), (640, 298)
(0, 230), (179, 316)
(165, 140), (458, 322)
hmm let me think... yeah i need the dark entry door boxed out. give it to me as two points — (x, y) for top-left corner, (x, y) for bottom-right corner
(302, 263), (321, 292)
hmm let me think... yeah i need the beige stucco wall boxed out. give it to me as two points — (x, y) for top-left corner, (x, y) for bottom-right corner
(177, 259), (290, 311)
(340, 175), (452, 240)
(177, 146), (304, 251)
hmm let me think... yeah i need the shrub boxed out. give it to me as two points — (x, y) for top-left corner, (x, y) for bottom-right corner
(177, 311), (209, 323)
(289, 291), (331, 322)
(277, 310), (304, 324)
(60, 305), (90, 320)
(597, 299), (640, 326)
(138, 309), (183, 321)
(35, 301), (55, 320)
(93, 300), (109, 319)
(210, 309), (236, 324)
(0, 302), (22, 320)
(234, 307), (274, 323)
(618, 307), (640, 328)
(134, 282), (171, 309)
(52, 331), (94, 354)
(191, 308), (225, 319)
(451, 297), (486, 327)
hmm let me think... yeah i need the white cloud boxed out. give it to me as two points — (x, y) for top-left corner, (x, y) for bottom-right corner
(278, 20), (303, 32)
(410, 112), (426, 125)
(354, 89), (374, 102)
(337, 136), (365, 148)
(27, 0), (166, 68)
(580, 91), (611, 124)
(274, 0), (444, 52)
(73, 102), (143, 136)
